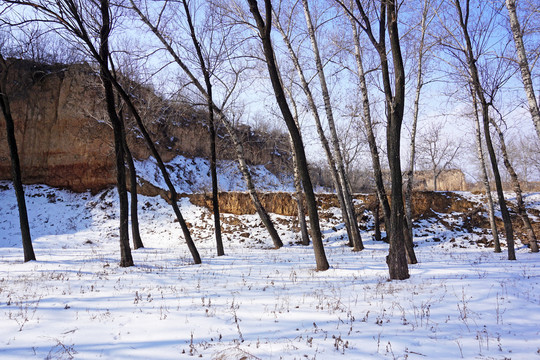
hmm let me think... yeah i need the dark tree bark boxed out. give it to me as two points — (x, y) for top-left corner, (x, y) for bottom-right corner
(341, 0), (410, 279)
(283, 83), (310, 246)
(209, 111), (224, 255)
(385, 1), (411, 279)
(182, 0), (224, 256)
(247, 0), (329, 271)
(121, 112), (144, 250)
(111, 63), (144, 250)
(374, 198), (382, 242)
(490, 118), (538, 253)
(471, 87), (501, 253)
(99, 0), (133, 267)
(454, 0), (515, 260)
(0, 55), (36, 262)
(110, 77), (202, 264)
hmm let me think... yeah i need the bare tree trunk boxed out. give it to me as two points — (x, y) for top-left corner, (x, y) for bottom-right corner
(491, 118), (539, 253)
(219, 112), (284, 249)
(301, 0), (363, 251)
(347, 14), (391, 225)
(131, 0), (282, 250)
(99, 0), (133, 267)
(505, 0), (540, 140)
(103, 66), (202, 263)
(122, 119), (144, 250)
(385, 0), (410, 279)
(374, 198), (382, 241)
(341, 0), (410, 278)
(455, 0), (515, 260)
(273, 8), (355, 249)
(405, 0), (430, 259)
(0, 55), (36, 262)
(290, 136), (310, 245)
(112, 61), (144, 250)
(209, 113), (224, 255)
(181, 0), (224, 256)
(248, 0), (329, 271)
(471, 87), (501, 252)
(284, 83), (310, 246)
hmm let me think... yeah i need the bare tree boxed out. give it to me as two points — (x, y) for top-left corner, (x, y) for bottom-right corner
(300, 0), (363, 251)
(272, 1), (360, 251)
(8, 0), (202, 264)
(417, 121), (461, 191)
(404, 0), (437, 246)
(490, 114), (539, 253)
(131, 0), (283, 250)
(470, 85), (501, 253)
(452, 0), (515, 260)
(247, 0), (330, 271)
(98, 0), (134, 267)
(130, 0), (284, 250)
(505, 0), (540, 140)
(110, 62), (144, 250)
(282, 78), (310, 246)
(336, 0), (410, 280)
(0, 49), (36, 262)
(181, 0), (223, 256)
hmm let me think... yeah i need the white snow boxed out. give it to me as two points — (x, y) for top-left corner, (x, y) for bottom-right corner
(1, 182), (539, 359)
(134, 155), (295, 193)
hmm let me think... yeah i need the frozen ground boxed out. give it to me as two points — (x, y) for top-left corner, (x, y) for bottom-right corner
(0, 182), (539, 359)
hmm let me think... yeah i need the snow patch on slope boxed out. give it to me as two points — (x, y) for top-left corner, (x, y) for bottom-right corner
(134, 155), (295, 193)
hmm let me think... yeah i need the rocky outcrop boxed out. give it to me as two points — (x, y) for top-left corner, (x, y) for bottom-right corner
(185, 190), (476, 217)
(0, 60), (292, 192)
(0, 61), (115, 192)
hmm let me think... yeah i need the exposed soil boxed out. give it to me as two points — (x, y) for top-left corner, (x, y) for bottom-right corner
(136, 178), (539, 248)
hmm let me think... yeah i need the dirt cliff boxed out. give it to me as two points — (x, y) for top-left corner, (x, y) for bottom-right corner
(0, 59), (291, 192)
(0, 61), (114, 191)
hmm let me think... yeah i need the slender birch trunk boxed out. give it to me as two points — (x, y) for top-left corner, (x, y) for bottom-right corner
(272, 8), (356, 249)
(471, 88), (501, 252)
(248, 0), (329, 270)
(181, 0), (224, 256)
(217, 112), (284, 249)
(490, 118), (538, 253)
(455, 0), (515, 260)
(347, 15), (390, 223)
(121, 118), (144, 250)
(284, 84), (310, 246)
(301, 0), (363, 251)
(505, 0), (540, 140)
(405, 0), (430, 251)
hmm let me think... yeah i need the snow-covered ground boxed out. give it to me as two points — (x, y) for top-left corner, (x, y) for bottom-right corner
(134, 155), (295, 193)
(0, 182), (539, 359)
